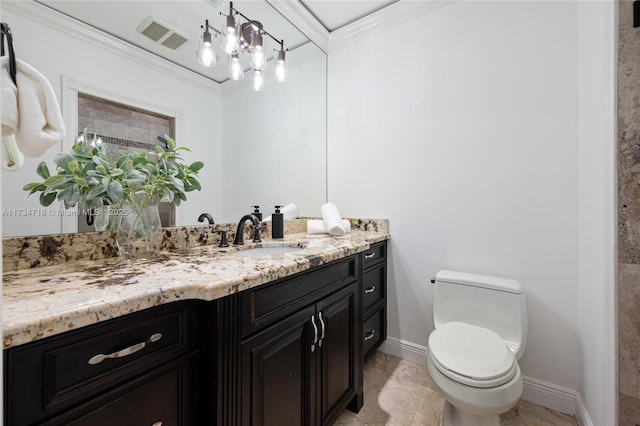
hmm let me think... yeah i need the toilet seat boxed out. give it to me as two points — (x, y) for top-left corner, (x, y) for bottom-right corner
(428, 321), (516, 389)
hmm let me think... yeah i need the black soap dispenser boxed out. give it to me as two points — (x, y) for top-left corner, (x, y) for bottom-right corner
(251, 205), (262, 221)
(272, 205), (284, 239)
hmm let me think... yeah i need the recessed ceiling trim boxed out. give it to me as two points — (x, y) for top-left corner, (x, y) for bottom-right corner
(300, 0), (398, 32)
(266, 0), (329, 53)
(8, 1), (221, 93)
(329, 0), (453, 52)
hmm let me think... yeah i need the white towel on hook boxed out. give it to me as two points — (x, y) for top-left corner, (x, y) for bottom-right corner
(2, 57), (65, 157)
(2, 135), (24, 171)
(1, 57), (18, 136)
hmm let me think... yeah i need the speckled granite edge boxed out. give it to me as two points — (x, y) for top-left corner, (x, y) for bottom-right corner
(2, 218), (388, 272)
(2, 229), (389, 348)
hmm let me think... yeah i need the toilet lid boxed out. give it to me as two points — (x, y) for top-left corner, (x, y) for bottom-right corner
(428, 321), (515, 382)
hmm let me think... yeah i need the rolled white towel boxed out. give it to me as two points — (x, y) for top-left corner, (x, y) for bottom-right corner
(1, 57), (18, 137)
(13, 58), (66, 157)
(321, 202), (345, 237)
(307, 219), (351, 235)
(2, 135), (24, 171)
(263, 203), (300, 221)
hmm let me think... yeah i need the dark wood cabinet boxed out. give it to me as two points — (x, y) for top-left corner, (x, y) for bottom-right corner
(241, 305), (316, 426)
(236, 257), (362, 426)
(5, 242), (388, 426)
(361, 242), (387, 360)
(317, 284), (359, 425)
(4, 302), (200, 426)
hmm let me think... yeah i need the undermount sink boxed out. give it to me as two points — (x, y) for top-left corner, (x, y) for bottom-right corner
(233, 246), (304, 257)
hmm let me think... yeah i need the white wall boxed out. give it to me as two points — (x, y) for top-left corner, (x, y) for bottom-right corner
(576, 2), (617, 425)
(220, 43), (327, 222)
(1, 2), (223, 236)
(328, 0), (581, 403)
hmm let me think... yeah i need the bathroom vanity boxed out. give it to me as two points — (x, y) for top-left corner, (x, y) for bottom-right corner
(2, 225), (388, 426)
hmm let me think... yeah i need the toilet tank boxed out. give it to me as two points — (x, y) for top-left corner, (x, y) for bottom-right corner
(433, 270), (527, 360)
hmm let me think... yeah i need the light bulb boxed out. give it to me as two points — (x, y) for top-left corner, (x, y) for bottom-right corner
(274, 49), (287, 83)
(252, 69), (265, 91)
(228, 53), (244, 80)
(221, 14), (239, 54)
(199, 31), (216, 67)
(250, 31), (266, 70)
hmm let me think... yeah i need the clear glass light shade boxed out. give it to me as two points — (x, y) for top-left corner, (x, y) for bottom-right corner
(228, 53), (244, 80)
(252, 69), (265, 91)
(198, 32), (216, 67)
(250, 31), (266, 70)
(220, 14), (239, 54)
(274, 50), (287, 83)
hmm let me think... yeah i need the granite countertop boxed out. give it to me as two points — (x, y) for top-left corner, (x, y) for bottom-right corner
(2, 230), (389, 349)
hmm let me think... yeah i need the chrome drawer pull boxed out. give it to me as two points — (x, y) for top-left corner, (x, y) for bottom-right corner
(364, 330), (376, 341)
(311, 315), (318, 352)
(152, 422), (163, 426)
(318, 312), (325, 348)
(364, 286), (376, 294)
(88, 333), (163, 365)
(364, 252), (376, 259)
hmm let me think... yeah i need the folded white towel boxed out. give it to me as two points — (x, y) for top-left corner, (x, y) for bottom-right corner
(263, 203), (300, 222)
(10, 58), (65, 157)
(2, 135), (24, 171)
(321, 202), (345, 237)
(307, 219), (351, 235)
(1, 57), (18, 136)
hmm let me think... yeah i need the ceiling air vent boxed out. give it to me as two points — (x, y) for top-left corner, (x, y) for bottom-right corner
(136, 17), (189, 50)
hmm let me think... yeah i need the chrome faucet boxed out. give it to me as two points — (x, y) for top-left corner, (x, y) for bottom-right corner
(198, 213), (215, 225)
(233, 214), (262, 245)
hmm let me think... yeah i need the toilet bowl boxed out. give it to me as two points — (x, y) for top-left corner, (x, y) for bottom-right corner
(426, 270), (527, 426)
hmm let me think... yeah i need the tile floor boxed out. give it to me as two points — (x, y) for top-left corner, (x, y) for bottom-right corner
(336, 352), (578, 426)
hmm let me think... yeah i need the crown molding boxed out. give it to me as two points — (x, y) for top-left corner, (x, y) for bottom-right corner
(3, 0), (222, 96)
(329, 0), (452, 52)
(266, 0), (330, 53)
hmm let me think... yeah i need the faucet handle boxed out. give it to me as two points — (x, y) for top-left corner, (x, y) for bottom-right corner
(253, 224), (267, 243)
(212, 229), (230, 247)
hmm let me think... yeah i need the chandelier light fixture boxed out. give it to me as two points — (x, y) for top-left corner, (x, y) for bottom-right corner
(199, 2), (288, 90)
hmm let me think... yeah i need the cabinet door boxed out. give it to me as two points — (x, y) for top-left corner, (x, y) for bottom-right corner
(316, 283), (358, 425)
(241, 305), (316, 426)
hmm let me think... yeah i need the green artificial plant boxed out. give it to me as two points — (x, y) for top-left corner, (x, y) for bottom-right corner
(24, 134), (204, 214)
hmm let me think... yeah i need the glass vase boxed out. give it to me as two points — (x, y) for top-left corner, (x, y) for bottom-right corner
(113, 203), (162, 260)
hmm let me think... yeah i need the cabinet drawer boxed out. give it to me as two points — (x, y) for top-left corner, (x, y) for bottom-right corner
(363, 265), (385, 311)
(4, 303), (195, 426)
(361, 242), (386, 268)
(67, 363), (184, 426)
(363, 307), (385, 358)
(241, 257), (357, 337)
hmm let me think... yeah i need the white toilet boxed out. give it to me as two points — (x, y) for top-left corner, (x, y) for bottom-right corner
(425, 270), (528, 426)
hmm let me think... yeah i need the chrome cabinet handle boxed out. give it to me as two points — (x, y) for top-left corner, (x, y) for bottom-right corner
(318, 312), (325, 348)
(364, 252), (376, 259)
(88, 333), (162, 365)
(311, 315), (318, 352)
(364, 286), (376, 294)
(364, 330), (376, 341)
(152, 422), (163, 426)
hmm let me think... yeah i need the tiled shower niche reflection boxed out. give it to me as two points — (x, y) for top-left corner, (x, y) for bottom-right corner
(77, 93), (175, 232)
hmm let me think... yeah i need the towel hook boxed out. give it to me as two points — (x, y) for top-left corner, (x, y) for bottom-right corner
(1, 22), (17, 85)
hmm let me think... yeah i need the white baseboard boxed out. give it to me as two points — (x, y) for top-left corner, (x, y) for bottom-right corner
(379, 336), (428, 365)
(378, 337), (585, 419)
(575, 392), (594, 426)
(520, 376), (576, 416)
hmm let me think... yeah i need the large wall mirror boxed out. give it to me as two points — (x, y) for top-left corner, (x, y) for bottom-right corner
(1, 0), (327, 237)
